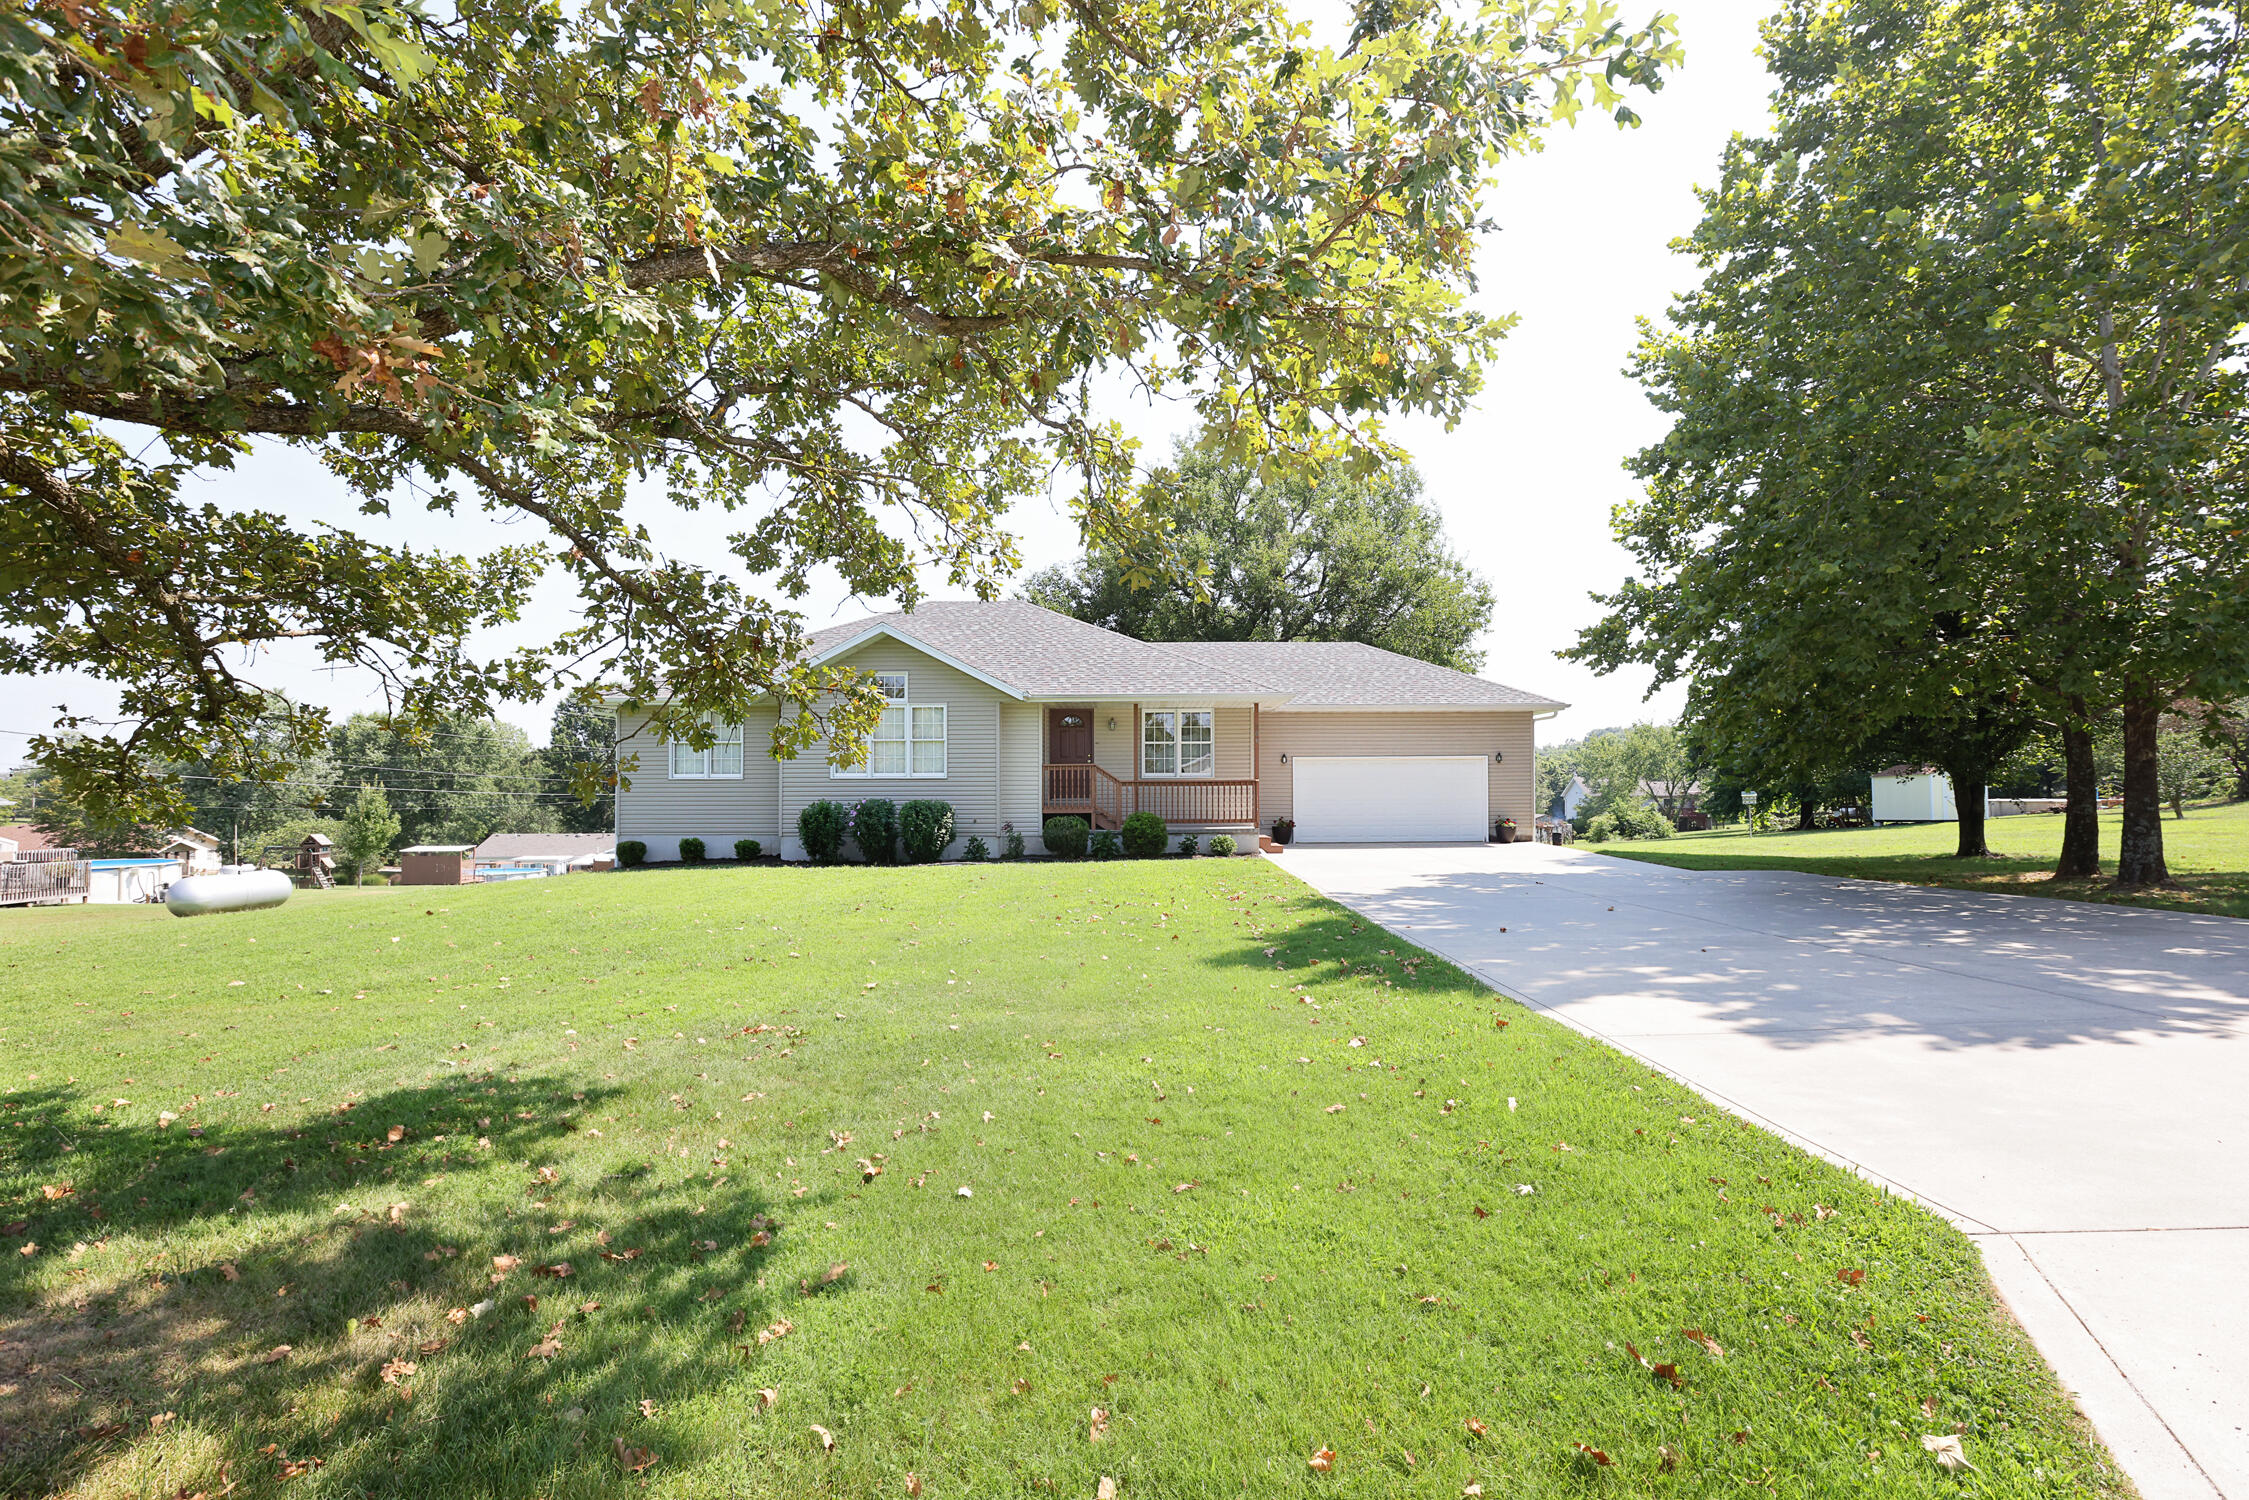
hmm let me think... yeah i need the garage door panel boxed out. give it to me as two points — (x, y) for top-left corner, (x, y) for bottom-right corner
(1293, 756), (1487, 843)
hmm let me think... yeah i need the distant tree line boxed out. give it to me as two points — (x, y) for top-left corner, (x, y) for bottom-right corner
(10, 702), (612, 863)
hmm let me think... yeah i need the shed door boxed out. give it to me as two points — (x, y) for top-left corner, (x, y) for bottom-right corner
(1291, 756), (1489, 843)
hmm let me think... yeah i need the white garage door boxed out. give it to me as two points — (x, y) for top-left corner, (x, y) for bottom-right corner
(1291, 756), (1489, 843)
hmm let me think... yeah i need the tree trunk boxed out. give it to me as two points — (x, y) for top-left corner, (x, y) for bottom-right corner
(1794, 786), (1818, 831)
(2054, 709), (2101, 879)
(1948, 769), (1991, 858)
(2114, 691), (2171, 887)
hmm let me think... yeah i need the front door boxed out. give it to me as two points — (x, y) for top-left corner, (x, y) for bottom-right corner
(1048, 707), (1094, 765)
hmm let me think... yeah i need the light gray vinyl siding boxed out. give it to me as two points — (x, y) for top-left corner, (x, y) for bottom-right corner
(1257, 710), (1536, 829)
(781, 639), (1008, 856)
(612, 706), (782, 859)
(998, 701), (1044, 838)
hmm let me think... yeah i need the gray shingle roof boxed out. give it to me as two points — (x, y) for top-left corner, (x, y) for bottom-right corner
(802, 601), (1564, 710)
(1160, 640), (1563, 709)
(808, 601), (1281, 698)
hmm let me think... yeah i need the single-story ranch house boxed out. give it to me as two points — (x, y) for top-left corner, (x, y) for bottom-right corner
(613, 601), (1565, 860)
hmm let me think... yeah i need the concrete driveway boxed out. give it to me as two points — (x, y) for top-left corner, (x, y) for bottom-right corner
(1278, 840), (2249, 1500)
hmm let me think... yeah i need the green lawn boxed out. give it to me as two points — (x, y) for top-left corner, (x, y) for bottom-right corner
(1, 864), (2124, 1498)
(1598, 800), (2249, 919)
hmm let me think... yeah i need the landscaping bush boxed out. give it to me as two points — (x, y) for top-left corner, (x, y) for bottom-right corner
(799, 800), (850, 862)
(1177, 834), (1198, 858)
(677, 836), (706, 862)
(962, 834), (991, 862)
(1002, 824), (1026, 860)
(900, 799), (956, 863)
(1583, 804), (1676, 843)
(616, 840), (647, 867)
(1042, 816), (1090, 859)
(1120, 811), (1168, 859)
(1208, 834), (1237, 857)
(1089, 828), (1121, 859)
(733, 838), (762, 862)
(851, 798), (900, 864)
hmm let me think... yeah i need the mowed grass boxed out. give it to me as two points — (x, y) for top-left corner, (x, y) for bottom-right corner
(0, 863), (2124, 1499)
(1601, 800), (2249, 920)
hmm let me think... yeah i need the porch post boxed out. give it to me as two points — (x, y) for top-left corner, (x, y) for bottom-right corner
(1130, 701), (1140, 817)
(1251, 702), (1260, 829)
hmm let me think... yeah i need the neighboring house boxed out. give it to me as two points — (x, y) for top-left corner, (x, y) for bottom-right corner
(473, 832), (617, 874)
(1643, 779), (1704, 818)
(161, 827), (224, 875)
(1547, 775), (1592, 822)
(0, 824), (54, 856)
(613, 601), (1566, 860)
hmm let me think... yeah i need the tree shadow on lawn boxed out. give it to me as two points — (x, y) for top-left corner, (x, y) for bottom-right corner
(1284, 858), (2249, 1053)
(0, 1075), (827, 1499)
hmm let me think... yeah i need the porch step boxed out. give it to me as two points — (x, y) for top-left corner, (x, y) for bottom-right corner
(1257, 835), (1283, 854)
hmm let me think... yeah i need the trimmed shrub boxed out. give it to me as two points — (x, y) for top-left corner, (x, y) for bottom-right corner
(1177, 834), (1199, 858)
(677, 836), (706, 862)
(799, 800), (850, 862)
(616, 840), (647, 867)
(900, 800), (956, 863)
(1089, 828), (1122, 860)
(1120, 811), (1168, 859)
(851, 798), (900, 864)
(1207, 834), (1237, 857)
(962, 834), (991, 862)
(733, 838), (762, 862)
(1002, 824), (1026, 861)
(1042, 816), (1090, 859)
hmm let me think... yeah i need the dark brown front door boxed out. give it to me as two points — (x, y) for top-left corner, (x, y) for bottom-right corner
(1048, 707), (1093, 765)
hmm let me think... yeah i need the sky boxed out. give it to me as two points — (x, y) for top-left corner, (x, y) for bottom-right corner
(0, 0), (1777, 768)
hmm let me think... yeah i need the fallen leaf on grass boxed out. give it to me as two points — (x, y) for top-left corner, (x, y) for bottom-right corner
(219, 1262), (239, 1281)
(1089, 1407), (1110, 1442)
(262, 1345), (293, 1364)
(526, 1328), (563, 1360)
(810, 1424), (835, 1453)
(418, 1338), (448, 1355)
(492, 1255), (520, 1272)
(1096, 1479), (1117, 1500)
(39, 1183), (73, 1201)
(1682, 1327), (1725, 1359)
(1011, 1378), (1032, 1394)
(1658, 1444), (1681, 1473)
(387, 1126), (406, 1143)
(1837, 1268), (1866, 1287)
(533, 1262), (572, 1279)
(756, 1388), (778, 1410)
(1572, 1443), (1613, 1467)
(756, 1317), (794, 1346)
(1465, 1417), (1488, 1438)
(612, 1437), (657, 1473)
(1307, 1447), (1336, 1472)
(1626, 1343), (1685, 1389)
(906, 1475), (924, 1497)
(1324, 1104), (1346, 1114)
(380, 1358), (417, 1384)
(1921, 1433), (1975, 1472)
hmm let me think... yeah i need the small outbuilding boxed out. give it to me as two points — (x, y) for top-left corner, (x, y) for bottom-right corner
(399, 845), (478, 885)
(1871, 767), (1963, 823)
(162, 827), (224, 875)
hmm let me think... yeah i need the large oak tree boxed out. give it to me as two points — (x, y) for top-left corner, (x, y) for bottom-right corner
(0, 0), (1676, 823)
(1572, 0), (2249, 881)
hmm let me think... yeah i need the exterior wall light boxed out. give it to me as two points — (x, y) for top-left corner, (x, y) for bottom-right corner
(1494, 750), (1505, 763)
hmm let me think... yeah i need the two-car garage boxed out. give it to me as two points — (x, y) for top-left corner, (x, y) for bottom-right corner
(1287, 755), (1493, 843)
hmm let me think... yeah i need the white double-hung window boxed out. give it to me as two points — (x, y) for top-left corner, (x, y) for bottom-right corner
(835, 672), (947, 778)
(1142, 709), (1214, 776)
(668, 721), (744, 779)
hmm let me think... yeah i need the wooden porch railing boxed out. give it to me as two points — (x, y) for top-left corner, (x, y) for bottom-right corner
(1043, 766), (1257, 829)
(0, 850), (89, 906)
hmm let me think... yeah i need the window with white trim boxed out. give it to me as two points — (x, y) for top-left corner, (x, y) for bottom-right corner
(667, 721), (743, 779)
(1142, 709), (1214, 776)
(834, 672), (947, 778)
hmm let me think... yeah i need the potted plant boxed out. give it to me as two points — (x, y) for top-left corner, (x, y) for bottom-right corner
(1271, 817), (1296, 845)
(1494, 817), (1517, 844)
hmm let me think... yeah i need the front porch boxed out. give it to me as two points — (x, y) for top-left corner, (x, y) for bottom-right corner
(1041, 763), (1259, 830)
(1039, 701), (1261, 830)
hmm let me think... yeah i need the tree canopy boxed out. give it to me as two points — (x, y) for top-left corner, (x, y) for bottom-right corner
(0, 0), (1677, 825)
(1019, 442), (1493, 668)
(1569, 0), (2249, 877)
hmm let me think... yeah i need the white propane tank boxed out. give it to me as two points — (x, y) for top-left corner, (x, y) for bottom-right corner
(166, 868), (294, 917)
